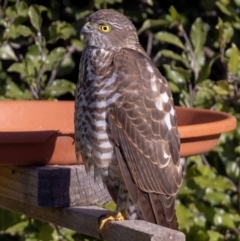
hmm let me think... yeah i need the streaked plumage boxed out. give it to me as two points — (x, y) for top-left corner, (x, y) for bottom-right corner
(75, 9), (182, 229)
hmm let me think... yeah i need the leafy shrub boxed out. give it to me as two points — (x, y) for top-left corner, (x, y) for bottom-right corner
(0, 0), (240, 240)
(0, 1), (80, 100)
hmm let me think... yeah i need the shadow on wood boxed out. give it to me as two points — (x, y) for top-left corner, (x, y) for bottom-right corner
(0, 165), (111, 207)
(0, 165), (185, 241)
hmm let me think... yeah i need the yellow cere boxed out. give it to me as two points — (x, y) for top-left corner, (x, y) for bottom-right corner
(85, 21), (90, 28)
(98, 24), (111, 33)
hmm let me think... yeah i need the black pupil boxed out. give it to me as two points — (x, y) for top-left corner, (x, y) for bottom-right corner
(103, 26), (107, 31)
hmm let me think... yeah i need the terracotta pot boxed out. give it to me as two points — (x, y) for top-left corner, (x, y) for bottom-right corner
(176, 106), (236, 157)
(0, 101), (75, 165)
(0, 101), (236, 165)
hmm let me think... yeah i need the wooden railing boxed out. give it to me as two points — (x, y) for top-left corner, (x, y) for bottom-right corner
(0, 166), (185, 241)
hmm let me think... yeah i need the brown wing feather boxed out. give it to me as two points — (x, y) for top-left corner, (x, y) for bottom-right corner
(115, 144), (157, 224)
(108, 48), (182, 228)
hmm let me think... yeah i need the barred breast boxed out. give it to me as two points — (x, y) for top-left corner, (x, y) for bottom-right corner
(75, 47), (121, 183)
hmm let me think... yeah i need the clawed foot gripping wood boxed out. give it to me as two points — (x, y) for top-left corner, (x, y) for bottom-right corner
(0, 165), (185, 241)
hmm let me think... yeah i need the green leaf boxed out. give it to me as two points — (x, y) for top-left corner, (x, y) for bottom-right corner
(5, 220), (28, 235)
(214, 211), (237, 229)
(190, 18), (207, 55)
(235, 146), (240, 153)
(57, 55), (75, 76)
(235, 0), (240, 7)
(213, 80), (230, 95)
(171, 65), (192, 79)
(168, 82), (180, 93)
(17, 25), (33, 37)
(0, 43), (17, 60)
(43, 79), (76, 97)
(163, 64), (187, 84)
(5, 5), (17, 19)
(17, 1), (28, 17)
(176, 203), (194, 230)
(198, 54), (220, 82)
(189, 18), (207, 75)
(195, 158), (217, 177)
(78, 233), (100, 241)
(163, 64), (188, 93)
(24, 57), (38, 80)
(101, 200), (116, 211)
(216, 1), (232, 16)
(154, 32), (185, 49)
(179, 89), (191, 107)
(26, 45), (47, 74)
(194, 81), (215, 107)
(5, 80), (32, 99)
(27, 44), (41, 57)
(216, 18), (234, 49)
(0, 209), (22, 231)
(207, 230), (224, 241)
(4, 25), (18, 39)
(228, 43), (239, 75)
(71, 39), (84, 51)
(46, 47), (66, 69)
(159, 50), (189, 67)
(169, 5), (181, 22)
(28, 5), (42, 31)
(138, 19), (170, 35)
(193, 175), (236, 191)
(7, 63), (26, 76)
(195, 201), (216, 224)
(49, 47), (66, 59)
(48, 21), (76, 43)
(225, 161), (240, 182)
(38, 5), (48, 13)
(38, 224), (54, 241)
(204, 191), (230, 206)
(0, 17), (7, 29)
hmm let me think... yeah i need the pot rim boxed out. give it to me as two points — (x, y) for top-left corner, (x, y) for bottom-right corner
(176, 106), (237, 139)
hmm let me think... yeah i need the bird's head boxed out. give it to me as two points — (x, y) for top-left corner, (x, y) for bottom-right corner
(81, 9), (139, 50)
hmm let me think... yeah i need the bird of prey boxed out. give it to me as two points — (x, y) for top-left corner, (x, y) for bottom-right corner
(74, 9), (182, 230)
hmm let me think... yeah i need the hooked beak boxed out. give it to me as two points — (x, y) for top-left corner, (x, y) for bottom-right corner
(81, 22), (92, 34)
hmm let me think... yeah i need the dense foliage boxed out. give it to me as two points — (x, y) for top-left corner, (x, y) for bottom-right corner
(0, 0), (240, 240)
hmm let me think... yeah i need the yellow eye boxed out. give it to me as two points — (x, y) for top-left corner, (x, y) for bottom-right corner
(98, 24), (111, 33)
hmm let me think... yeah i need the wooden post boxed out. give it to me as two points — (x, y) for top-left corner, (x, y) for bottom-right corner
(0, 165), (111, 207)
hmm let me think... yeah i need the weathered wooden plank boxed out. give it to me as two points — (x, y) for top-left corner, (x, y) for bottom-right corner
(0, 165), (111, 207)
(0, 165), (186, 240)
(0, 195), (185, 241)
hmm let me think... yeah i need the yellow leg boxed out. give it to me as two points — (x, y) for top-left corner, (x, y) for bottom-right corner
(115, 212), (125, 221)
(99, 212), (125, 231)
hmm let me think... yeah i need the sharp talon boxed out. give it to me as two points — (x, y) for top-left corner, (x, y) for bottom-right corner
(99, 214), (115, 230)
(98, 212), (125, 236)
(115, 212), (125, 221)
(98, 214), (108, 225)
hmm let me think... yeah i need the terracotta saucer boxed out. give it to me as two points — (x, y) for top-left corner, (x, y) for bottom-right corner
(176, 106), (236, 157)
(0, 101), (236, 165)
